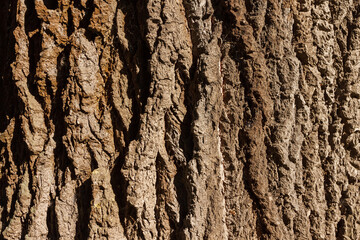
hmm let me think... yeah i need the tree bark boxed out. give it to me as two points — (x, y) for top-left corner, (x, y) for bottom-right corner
(1, 0), (360, 239)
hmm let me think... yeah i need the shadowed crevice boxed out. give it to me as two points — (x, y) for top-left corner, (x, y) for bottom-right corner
(110, 155), (127, 231)
(43, 0), (58, 10)
(78, 0), (94, 30)
(75, 179), (91, 240)
(0, 0), (17, 133)
(46, 199), (59, 239)
(24, 0), (43, 106)
(24, 0), (41, 34)
(78, 0), (99, 42)
(336, 218), (345, 240)
(0, 0), (10, 76)
(177, 58), (196, 164)
(136, 45), (152, 116)
(53, 46), (76, 188)
(173, 168), (189, 235)
(179, 111), (194, 163)
(154, 153), (163, 238)
(73, 0), (85, 10)
(67, 7), (75, 37)
(135, 1), (156, 115)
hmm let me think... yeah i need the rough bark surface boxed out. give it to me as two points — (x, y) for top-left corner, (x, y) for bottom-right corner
(1, 0), (360, 239)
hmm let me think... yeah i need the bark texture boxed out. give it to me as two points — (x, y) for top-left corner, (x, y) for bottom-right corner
(1, 0), (360, 239)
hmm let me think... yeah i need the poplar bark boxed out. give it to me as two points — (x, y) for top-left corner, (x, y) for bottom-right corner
(1, 0), (360, 239)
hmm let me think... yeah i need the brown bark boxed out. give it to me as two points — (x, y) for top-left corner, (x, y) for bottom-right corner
(1, 0), (360, 239)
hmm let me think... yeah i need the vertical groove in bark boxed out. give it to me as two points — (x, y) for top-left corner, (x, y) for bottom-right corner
(2, 0), (360, 239)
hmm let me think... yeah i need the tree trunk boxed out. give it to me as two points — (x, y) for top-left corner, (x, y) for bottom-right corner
(1, 0), (360, 239)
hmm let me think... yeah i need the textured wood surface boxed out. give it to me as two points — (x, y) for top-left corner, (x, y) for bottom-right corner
(1, 0), (360, 239)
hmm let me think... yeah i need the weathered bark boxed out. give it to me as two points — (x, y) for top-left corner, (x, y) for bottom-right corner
(1, 0), (360, 239)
